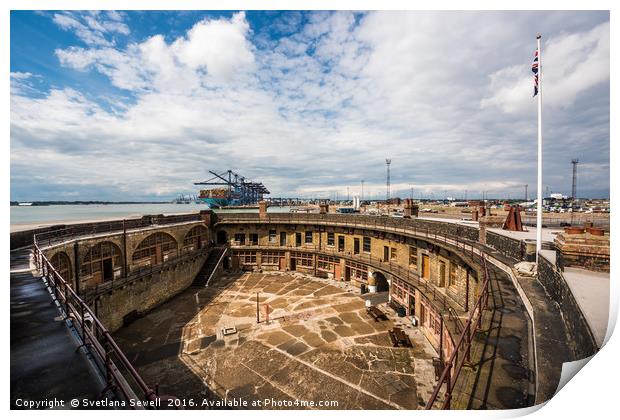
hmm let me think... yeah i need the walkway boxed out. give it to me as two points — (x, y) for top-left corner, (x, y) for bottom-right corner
(10, 248), (102, 408)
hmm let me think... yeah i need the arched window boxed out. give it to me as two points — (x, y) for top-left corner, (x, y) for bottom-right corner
(50, 252), (72, 282)
(182, 225), (208, 252)
(132, 232), (178, 266)
(80, 241), (123, 283)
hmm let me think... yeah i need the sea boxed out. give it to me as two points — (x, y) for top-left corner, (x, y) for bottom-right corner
(10, 203), (292, 231)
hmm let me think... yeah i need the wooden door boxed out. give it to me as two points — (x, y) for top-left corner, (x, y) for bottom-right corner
(279, 257), (286, 270)
(422, 255), (430, 279)
(334, 263), (342, 280)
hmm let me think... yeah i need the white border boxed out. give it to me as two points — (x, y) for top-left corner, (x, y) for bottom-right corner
(3, 1), (616, 420)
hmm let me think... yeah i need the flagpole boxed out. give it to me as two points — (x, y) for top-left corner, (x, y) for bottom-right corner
(536, 34), (543, 264)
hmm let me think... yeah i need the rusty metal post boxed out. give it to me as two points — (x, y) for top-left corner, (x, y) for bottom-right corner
(445, 366), (452, 409)
(465, 322), (471, 363)
(256, 292), (260, 324)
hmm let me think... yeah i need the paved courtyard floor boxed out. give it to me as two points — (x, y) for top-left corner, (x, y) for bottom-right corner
(115, 271), (440, 409)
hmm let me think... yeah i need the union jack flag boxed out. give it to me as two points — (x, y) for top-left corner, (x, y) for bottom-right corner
(531, 50), (539, 97)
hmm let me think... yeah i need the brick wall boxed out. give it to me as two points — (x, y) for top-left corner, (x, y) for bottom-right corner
(91, 253), (207, 332)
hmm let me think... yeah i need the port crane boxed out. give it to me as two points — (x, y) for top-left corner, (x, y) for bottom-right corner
(194, 170), (270, 205)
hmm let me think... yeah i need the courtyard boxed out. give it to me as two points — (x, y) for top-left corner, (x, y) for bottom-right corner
(114, 271), (441, 409)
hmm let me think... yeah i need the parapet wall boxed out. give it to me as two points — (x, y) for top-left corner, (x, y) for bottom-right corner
(537, 253), (598, 359)
(486, 231), (525, 261)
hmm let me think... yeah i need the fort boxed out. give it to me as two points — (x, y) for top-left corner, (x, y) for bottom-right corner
(10, 206), (608, 410)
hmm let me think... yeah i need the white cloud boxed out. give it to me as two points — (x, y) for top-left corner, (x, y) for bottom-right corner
(481, 21), (609, 113)
(11, 11), (610, 200)
(52, 11), (130, 46)
(55, 12), (254, 92)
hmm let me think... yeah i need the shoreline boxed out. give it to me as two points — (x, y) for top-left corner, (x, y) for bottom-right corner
(10, 216), (139, 233)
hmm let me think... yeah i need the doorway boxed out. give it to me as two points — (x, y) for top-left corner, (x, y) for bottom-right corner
(373, 272), (389, 292)
(102, 258), (113, 282)
(439, 261), (446, 287)
(216, 230), (228, 244)
(295, 233), (302, 247)
(408, 295), (416, 317)
(383, 246), (389, 262)
(354, 238), (360, 254)
(422, 254), (430, 279)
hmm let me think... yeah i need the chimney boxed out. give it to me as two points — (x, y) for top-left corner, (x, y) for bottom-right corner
(403, 199), (418, 218)
(259, 201), (268, 219)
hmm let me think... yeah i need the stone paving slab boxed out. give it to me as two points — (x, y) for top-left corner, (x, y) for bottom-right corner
(115, 271), (440, 409)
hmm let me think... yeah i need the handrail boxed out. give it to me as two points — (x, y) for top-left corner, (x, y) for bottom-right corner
(205, 247), (228, 287)
(32, 237), (168, 409)
(425, 252), (491, 409)
(35, 214), (204, 249)
(229, 242), (475, 320)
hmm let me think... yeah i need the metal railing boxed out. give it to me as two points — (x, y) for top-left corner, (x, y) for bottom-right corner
(32, 237), (169, 409)
(230, 243), (470, 315)
(205, 247), (228, 287)
(425, 252), (491, 410)
(34, 214), (204, 248)
(83, 246), (212, 299)
(216, 212), (481, 242)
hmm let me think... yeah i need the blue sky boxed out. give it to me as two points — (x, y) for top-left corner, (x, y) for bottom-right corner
(10, 10), (610, 201)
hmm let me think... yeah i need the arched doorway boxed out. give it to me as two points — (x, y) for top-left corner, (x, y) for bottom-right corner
(216, 230), (228, 245)
(373, 271), (389, 292)
(182, 225), (209, 253)
(80, 241), (123, 285)
(50, 251), (72, 284)
(132, 232), (178, 268)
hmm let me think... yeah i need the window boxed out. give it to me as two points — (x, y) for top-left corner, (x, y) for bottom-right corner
(132, 232), (178, 265)
(81, 242), (122, 281)
(338, 235), (345, 252)
(182, 225), (208, 252)
(262, 251), (284, 265)
(390, 247), (397, 260)
(409, 246), (418, 268)
(249, 233), (258, 245)
(234, 233), (246, 245)
(346, 261), (368, 281)
(280, 231), (287, 246)
(449, 263), (458, 288)
(293, 252), (313, 267)
(363, 237), (371, 253)
(327, 232), (335, 246)
(317, 255), (339, 272)
(50, 252), (72, 282)
(305, 231), (313, 244)
(236, 251), (257, 264)
(296, 232), (302, 246)
(353, 238), (360, 254)
(269, 230), (277, 243)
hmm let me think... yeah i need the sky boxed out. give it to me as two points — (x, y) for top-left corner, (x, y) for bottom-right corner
(10, 10), (610, 201)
